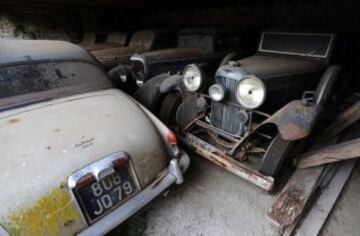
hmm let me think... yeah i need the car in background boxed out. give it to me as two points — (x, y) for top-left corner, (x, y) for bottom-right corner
(135, 31), (348, 190)
(80, 31), (128, 51)
(0, 39), (189, 236)
(90, 30), (177, 70)
(109, 28), (258, 93)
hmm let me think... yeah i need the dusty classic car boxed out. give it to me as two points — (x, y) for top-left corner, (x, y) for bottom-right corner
(109, 28), (258, 93)
(90, 30), (177, 70)
(0, 39), (189, 235)
(136, 31), (347, 190)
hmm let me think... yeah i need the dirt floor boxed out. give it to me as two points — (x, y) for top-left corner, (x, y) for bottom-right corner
(112, 154), (360, 236)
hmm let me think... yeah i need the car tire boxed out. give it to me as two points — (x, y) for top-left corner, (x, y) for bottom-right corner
(159, 92), (182, 126)
(259, 134), (293, 177)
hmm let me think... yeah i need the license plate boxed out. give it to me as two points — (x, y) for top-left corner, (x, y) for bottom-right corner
(74, 166), (138, 222)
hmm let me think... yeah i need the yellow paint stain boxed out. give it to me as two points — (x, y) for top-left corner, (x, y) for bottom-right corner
(5, 187), (80, 236)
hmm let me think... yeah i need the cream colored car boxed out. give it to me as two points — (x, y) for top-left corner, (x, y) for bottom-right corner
(0, 39), (189, 236)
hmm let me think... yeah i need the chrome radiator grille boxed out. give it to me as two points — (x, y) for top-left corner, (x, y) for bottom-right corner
(210, 75), (244, 136)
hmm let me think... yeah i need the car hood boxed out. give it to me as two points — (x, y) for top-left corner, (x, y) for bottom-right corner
(132, 48), (208, 63)
(0, 89), (168, 233)
(237, 55), (326, 79)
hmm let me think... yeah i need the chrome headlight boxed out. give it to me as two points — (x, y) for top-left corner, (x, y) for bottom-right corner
(183, 64), (202, 92)
(209, 84), (225, 101)
(235, 76), (266, 109)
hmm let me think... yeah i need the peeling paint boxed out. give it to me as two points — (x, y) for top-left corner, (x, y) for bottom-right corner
(4, 187), (80, 236)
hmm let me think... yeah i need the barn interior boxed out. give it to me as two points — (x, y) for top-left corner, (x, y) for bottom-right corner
(0, 1), (360, 235)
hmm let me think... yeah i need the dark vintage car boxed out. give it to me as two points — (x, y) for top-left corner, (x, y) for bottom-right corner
(90, 30), (177, 70)
(0, 39), (189, 235)
(136, 31), (348, 190)
(109, 28), (258, 93)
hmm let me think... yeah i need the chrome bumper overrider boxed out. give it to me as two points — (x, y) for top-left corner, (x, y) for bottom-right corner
(78, 152), (190, 236)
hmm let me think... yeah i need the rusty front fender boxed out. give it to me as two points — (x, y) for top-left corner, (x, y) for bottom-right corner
(256, 100), (322, 141)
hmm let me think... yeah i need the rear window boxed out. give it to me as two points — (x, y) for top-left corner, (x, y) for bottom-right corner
(0, 61), (111, 109)
(177, 35), (214, 52)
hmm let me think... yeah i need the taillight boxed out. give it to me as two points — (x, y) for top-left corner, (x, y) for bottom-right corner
(76, 173), (95, 187)
(166, 130), (181, 158)
(166, 130), (178, 144)
(113, 158), (129, 171)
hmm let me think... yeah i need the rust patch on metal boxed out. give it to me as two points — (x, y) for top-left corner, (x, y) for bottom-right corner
(267, 187), (306, 226)
(251, 100), (321, 141)
(183, 133), (274, 191)
(7, 118), (21, 124)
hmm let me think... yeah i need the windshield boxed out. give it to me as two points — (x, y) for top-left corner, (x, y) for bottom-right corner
(0, 61), (112, 110)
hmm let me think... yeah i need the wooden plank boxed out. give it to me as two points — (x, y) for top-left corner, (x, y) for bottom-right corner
(297, 138), (360, 169)
(267, 136), (339, 229)
(320, 101), (360, 140)
(294, 159), (356, 236)
(266, 166), (325, 227)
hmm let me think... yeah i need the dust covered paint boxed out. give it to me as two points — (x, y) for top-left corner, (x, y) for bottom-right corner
(3, 187), (81, 236)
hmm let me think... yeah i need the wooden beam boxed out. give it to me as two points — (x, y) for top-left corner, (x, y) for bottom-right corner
(320, 101), (360, 140)
(266, 166), (326, 227)
(297, 138), (360, 169)
(294, 159), (356, 236)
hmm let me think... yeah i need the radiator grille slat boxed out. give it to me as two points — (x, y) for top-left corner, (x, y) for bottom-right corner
(210, 75), (244, 136)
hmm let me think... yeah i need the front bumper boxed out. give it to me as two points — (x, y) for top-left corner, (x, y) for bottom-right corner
(183, 133), (274, 191)
(77, 152), (190, 236)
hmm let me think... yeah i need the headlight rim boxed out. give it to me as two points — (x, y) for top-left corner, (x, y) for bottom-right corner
(208, 83), (226, 102)
(235, 76), (266, 109)
(182, 64), (203, 92)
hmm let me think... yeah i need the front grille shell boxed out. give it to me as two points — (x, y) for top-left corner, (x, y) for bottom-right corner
(210, 65), (253, 136)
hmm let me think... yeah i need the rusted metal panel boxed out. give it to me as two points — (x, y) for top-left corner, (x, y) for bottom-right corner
(297, 138), (360, 168)
(256, 100), (321, 141)
(183, 133), (274, 191)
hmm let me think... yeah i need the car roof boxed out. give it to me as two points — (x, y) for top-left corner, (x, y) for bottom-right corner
(0, 39), (97, 66)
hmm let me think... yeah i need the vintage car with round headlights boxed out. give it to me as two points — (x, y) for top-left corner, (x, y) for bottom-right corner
(0, 39), (189, 236)
(136, 31), (349, 190)
(110, 28), (258, 94)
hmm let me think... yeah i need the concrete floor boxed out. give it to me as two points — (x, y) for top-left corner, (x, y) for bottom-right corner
(116, 155), (360, 236)
(320, 162), (360, 236)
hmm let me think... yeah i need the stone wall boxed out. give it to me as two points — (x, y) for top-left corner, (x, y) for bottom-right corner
(0, 7), (83, 41)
